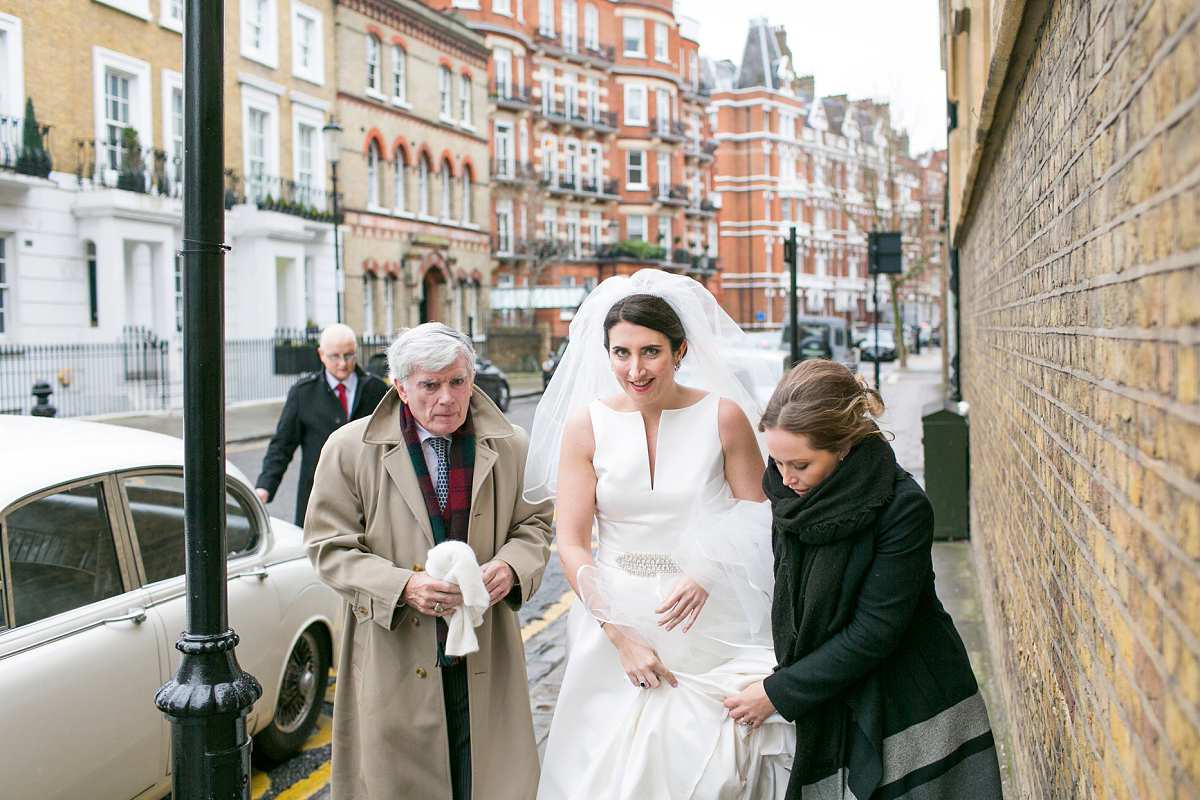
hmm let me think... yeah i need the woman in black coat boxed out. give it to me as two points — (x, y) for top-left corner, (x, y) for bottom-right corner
(724, 360), (1004, 799)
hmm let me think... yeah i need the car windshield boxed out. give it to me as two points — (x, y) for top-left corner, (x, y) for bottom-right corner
(864, 330), (895, 345)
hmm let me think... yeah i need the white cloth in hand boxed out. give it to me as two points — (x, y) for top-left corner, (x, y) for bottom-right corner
(425, 541), (490, 656)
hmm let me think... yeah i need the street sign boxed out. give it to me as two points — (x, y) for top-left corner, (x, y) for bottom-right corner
(868, 231), (903, 274)
(755, 311), (766, 322)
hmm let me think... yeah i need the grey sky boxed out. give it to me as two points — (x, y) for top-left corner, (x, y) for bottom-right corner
(683, 0), (949, 155)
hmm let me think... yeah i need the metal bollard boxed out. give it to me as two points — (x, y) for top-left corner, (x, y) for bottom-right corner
(31, 380), (57, 417)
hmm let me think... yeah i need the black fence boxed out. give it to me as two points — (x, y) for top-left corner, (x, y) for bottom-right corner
(0, 329), (396, 418)
(0, 327), (169, 417)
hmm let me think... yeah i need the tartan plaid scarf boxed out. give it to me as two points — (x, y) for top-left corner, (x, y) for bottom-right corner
(400, 402), (476, 667)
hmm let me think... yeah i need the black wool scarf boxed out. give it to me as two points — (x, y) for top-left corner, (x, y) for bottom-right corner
(763, 431), (900, 787)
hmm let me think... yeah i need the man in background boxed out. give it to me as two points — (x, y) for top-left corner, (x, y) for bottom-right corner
(255, 323), (388, 524)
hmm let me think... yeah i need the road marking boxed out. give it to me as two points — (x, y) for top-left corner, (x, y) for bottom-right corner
(302, 713), (334, 751)
(273, 762), (332, 800)
(521, 590), (575, 642)
(250, 769), (270, 799)
(227, 439), (269, 453)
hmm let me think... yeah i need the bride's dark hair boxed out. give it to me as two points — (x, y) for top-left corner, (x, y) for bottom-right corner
(602, 294), (687, 354)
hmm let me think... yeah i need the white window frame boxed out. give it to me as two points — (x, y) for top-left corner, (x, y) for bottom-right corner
(366, 142), (382, 209)
(92, 48), (153, 183)
(494, 47), (512, 98)
(625, 148), (645, 189)
(584, 4), (598, 50)
(290, 1), (324, 85)
(657, 214), (670, 246)
(240, 0), (278, 68)
(159, 0), (184, 32)
(540, 135), (557, 181)
(417, 156), (430, 217)
(622, 17), (644, 57)
(438, 66), (452, 119)
(384, 276), (395, 333)
(588, 211), (601, 249)
(492, 0), (512, 16)
(563, 138), (580, 185)
(561, 0), (577, 52)
(656, 150), (669, 196)
(239, 82), (281, 203)
(654, 21), (668, 62)
(623, 83), (647, 126)
(538, 0), (554, 36)
(459, 73), (472, 127)
(460, 171), (472, 225)
(542, 206), (557, 241)
(362, 276), (375, 337)
(584, 77), (599, 122)
(562, 72), (577, 119)
(95, 0), (151, 21)
(439, 161), (453, 220)
(495, 198), (514, 252)
(391, 45), (408, 107)
(565, 210), (580, 258)
(586, 142), (600, 180)
(494, 122), (513, 177)
(161, 69), (184, 194)
(365, 35), (383, 98)
(393, 149), (408, 214)
(626, 213), (646, 241)
(655, 87), (671, 134)
(0, 14), (24, 118)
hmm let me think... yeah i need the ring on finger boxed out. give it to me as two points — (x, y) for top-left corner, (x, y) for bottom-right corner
(434, 602), (443, 614)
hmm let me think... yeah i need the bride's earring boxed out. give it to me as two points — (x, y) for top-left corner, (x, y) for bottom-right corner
(674, 361), (681, 371)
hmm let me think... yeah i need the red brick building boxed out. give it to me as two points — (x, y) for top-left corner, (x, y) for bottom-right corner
(419, 0), (721, 343)
(711, 19), (942, 341)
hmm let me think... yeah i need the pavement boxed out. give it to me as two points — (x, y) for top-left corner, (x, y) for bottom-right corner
(94, 353), (1012, 797)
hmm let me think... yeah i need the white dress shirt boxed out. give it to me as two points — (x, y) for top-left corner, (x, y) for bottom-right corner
(325, 369), (359, 417)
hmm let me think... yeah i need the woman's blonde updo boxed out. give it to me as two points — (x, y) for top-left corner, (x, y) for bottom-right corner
(759, 360), (887, 452)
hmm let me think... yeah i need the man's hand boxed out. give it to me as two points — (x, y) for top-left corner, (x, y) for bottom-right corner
(255, 488), (269, 504)
(403, 572), (464, 617)
(480, 559), (516, 606)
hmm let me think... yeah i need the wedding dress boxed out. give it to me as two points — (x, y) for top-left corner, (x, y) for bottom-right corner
(536, 393), (794, 800)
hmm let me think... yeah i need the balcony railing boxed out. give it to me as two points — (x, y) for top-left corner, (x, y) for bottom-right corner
(651, 117), (687, 141)
(583, 43), (616, 62)
(543, 174), (619, 198)
(0, 115), (53, 178)
(657, 184), (688, 205)
(686, 196), (719, 216)
(224, 171), (338, 222)
(537, 101), (617, 134)
(490, 158), (537, 182)
(534, 29), (616, 63)
(75, 139), (182, 197)
(489, 82), (535, 108)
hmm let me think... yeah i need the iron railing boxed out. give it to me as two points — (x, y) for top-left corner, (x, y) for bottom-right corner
(0, 114), (53, 178)
(490, 158), (537, 182)
(489, 82), (535, 107)
(0, 326), (169, 417)
(224, 171), (339, 222)
(76, 139), (183, 197)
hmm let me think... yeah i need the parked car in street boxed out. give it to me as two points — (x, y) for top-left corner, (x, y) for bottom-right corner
(0, 416), (343, 800)
(366, 351), (510, 411)
(777, 315), (859, 373)
(860, 328), (899, 362)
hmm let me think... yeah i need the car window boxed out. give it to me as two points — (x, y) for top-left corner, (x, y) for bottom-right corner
(124, 474), (261, 585)
(4, 481), (124, 627)
(835, 329), (845, 347)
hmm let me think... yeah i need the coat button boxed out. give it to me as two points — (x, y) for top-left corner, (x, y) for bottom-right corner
(357, 605), (368, 615)
(412, 617), (420, 627)
(416, 668), (427, 678)
(412, 565), (424, 572)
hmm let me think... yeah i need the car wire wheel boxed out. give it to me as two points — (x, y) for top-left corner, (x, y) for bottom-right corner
(275, 629), (321, 734)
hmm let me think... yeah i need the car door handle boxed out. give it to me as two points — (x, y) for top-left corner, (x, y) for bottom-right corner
(103, 606), (148, 625)
(232, 565), (268, 581)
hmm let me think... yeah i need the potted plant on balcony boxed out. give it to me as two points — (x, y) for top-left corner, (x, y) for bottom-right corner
(15, 98), (51, 178)
(117, 126), (146, 192)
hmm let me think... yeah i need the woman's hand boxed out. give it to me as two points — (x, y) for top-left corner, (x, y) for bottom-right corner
(723, 680), (776, 729)
(656, 574), (709, 632)
(605, 624), (678, 689)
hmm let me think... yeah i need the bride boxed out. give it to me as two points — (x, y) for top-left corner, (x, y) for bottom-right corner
(525, 270), (795, 799)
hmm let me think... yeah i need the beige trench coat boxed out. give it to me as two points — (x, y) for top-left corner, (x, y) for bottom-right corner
(304, 386), (554, 800)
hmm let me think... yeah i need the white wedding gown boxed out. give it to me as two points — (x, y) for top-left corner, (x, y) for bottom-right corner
(537, 394), (795, 800)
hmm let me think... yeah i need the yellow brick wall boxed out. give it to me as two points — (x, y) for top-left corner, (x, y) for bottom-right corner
(954, 1), (1200, 796)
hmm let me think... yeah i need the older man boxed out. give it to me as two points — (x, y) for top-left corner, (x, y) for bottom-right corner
(305, 323), (554, 800)
(255, 323), (389, 525)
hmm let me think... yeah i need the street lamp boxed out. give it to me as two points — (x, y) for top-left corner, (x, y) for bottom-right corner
(323, 117), (344, 323)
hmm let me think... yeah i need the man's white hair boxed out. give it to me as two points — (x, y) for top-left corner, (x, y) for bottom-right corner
(387, 323), (476, 385)
(318, 323), (358, 351)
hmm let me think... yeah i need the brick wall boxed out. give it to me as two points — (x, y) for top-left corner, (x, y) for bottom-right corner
(954, 0), (1200, 796)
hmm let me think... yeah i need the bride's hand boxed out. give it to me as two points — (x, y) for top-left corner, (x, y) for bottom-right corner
(604, 624), (678, 689)
(656, 574), (708, 632)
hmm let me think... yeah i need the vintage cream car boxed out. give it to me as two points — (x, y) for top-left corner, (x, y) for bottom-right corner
(0, 416), (343, 800)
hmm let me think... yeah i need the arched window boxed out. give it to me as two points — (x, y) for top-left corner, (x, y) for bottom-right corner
(417, 155), (430, 216)
(366, 142), (380, 207)
(440, 160), (453, 219)
(460, 165), (473, 225)
(365, 35), (381, 91)
(392, 45), (407, 103)
(393, 147), (407, 213)
(584, 4), (598, 50)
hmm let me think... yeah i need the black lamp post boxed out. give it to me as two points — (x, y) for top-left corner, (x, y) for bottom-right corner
(323, 117), (343, 323)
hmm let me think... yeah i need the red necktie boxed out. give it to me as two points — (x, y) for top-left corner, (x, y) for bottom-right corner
(335, 383), (348, 419)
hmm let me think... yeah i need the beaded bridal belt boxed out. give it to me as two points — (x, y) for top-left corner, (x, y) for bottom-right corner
(615, 552), (681, 577)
